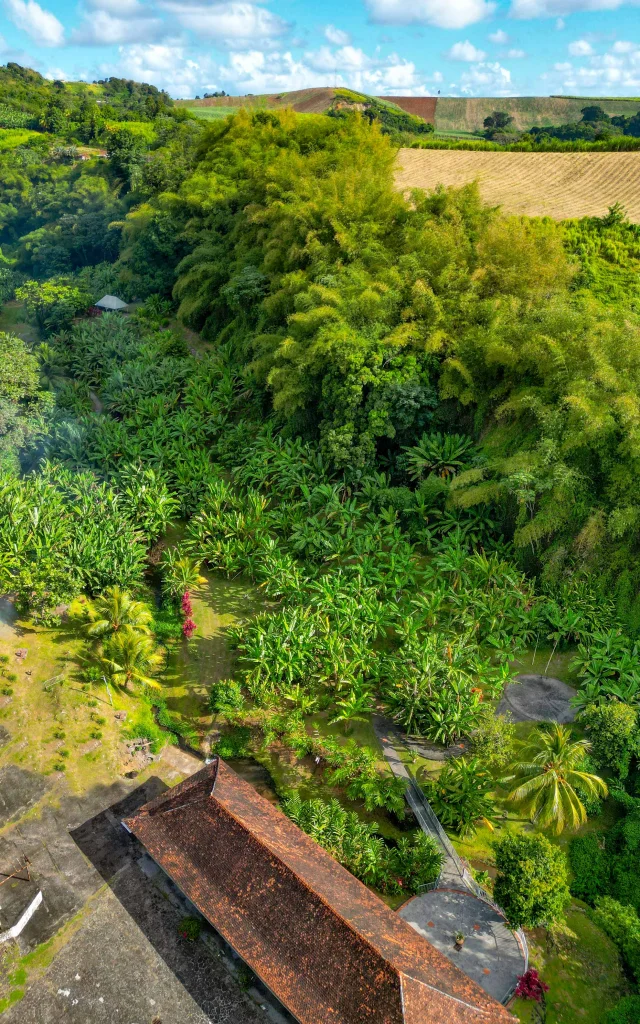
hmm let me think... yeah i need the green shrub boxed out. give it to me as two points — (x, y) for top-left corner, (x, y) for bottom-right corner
(569, 833), (609, 904)
(151, 605), (183, 642)
(603, 995), (640, 1023)
(592, 897), (640, 983)
(215, 726), (251, 759)
(493, 832), (571, 928)
(579, 703), (639, 779)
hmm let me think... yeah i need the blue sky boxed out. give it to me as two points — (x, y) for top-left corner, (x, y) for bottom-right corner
(1, 0), (640, 99)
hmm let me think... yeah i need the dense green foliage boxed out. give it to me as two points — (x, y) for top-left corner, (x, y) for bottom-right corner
(284, 793), (442, 894)
(603, 996), (640, 1023)
(591, 897), (640, 983)
(0, 331), (50, 472)
(422, 756), (497, 836)
(569, 790), (640, 911)
(329, 90), (434, 137)
(492, 832), (571, 928)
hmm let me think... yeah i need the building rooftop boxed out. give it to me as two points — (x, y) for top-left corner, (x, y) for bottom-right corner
(95, 294), (128, 310)
(124, 759), (514, 1024)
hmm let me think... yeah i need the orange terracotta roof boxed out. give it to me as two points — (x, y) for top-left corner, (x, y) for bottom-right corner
(124, 759), (515, 1024)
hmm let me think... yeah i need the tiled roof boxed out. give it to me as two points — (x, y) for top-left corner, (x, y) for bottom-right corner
(124, 759), (515, 1024)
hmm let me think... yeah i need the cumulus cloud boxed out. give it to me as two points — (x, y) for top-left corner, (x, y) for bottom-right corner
(6, 0), (65, 46)
(489, 28), (509, 42)
(72, 9), (164, 44)
(157, 1), (289, 47)
(365, 0), (495, 31)
(506, 47), (526, 56)
(108, 40), (429, 98)
(612, 40), (636, 52)
(568, 38), (593, 55)
(459, 60), (512, 94)
(324, 24), (350, 45)
(446, 39), (486, 60)
(544, 39), (640, 93)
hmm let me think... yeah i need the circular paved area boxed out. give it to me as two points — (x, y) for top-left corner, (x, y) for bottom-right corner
(496, 673), (576, 723)
(399, 889), (525, 1004)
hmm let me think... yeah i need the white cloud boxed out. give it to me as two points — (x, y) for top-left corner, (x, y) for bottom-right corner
(459, 60), (512, 94)
(158, 2), (289, 46)
(446, 39), (487, 60)
(45, 66), (69, 79)
(544, 39), (640, 93)
(324, 24), (350, 46)
(612, 39), (636, 52)
(568, 38), (594, 55)
(306, 44), (370, 71)
(511, 0), (633, 17)
(109, 40), (429, 98)
(365, 0), (496, 31)
(5, 0), (64, 46)
(556, 16), (565, 25)
(84, 0), (143, 13)
(489, 28), (509, 42)
(506, 47), (526, 56)
(72, 9), (164, 44)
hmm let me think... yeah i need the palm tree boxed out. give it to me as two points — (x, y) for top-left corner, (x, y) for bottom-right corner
(501, 724), (608, 834)
(99, 630), (163, 692)
(85, 587), (153, 641)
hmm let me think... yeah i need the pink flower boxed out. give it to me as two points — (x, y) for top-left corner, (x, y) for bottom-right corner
(182, 618), (196, 639)
(181, 592), (193, 617)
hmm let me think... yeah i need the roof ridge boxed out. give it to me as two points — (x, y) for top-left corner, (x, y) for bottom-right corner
(400, 972), (510, 1021)
(213, 767), (487, 1018)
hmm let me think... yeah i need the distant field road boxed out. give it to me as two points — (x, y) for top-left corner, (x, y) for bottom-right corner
(396, 148), (640, 222)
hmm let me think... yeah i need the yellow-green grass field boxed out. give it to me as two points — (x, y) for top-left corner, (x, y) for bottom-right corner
(0, 129), (41, 150)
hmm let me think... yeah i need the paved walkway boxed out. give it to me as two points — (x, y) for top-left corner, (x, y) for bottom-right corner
(372, 715), (527, 1003)
(399, 889), (525, 1005)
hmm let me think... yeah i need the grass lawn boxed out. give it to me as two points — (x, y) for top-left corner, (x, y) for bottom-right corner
(0, 598), (141, 795)
(162, 572), (271, 733)
(183, 105), (242, 120)
(513, 903), (629, 1024)
(0, 302), (39, 345)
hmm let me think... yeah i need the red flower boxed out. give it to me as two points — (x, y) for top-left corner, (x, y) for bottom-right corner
(181, 592), (193, 617)
(182, 618), (196, 639)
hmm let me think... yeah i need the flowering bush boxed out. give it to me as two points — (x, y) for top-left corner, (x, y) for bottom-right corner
(515, 969), (549, 1002)
(182, 617), (196, 639)
(181, 591), (193, 617)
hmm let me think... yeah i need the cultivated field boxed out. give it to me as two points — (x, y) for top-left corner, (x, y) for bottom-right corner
(434, 96), (640, 133)
(396, 148), (640, 221)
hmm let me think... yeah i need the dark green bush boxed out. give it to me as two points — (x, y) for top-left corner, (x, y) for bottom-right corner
(214, 726), (251, 759)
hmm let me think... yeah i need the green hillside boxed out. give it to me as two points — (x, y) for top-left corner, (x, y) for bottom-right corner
(435, 96), (640, 133)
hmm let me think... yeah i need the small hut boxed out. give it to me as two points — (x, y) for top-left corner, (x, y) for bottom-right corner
(94, 295), (128, 313)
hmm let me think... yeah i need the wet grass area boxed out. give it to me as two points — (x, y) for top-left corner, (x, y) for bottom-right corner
(162, 573), (271, 736)
(513, 903), (629, 1024)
